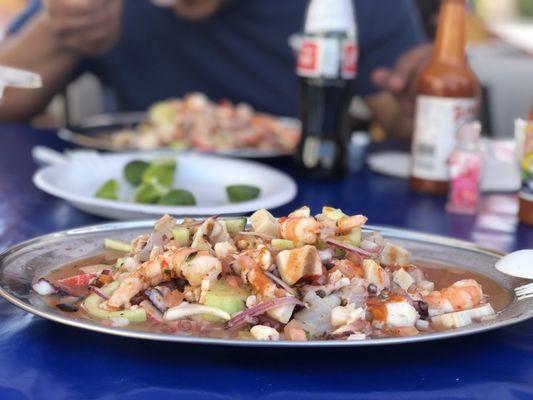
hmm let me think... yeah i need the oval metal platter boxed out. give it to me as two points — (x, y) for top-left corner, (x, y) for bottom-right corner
(0, 220), (531, 347)
(57, 112), (299, 158)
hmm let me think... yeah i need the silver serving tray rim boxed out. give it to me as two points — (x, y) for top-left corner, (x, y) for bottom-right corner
(0, 219), (531, 348)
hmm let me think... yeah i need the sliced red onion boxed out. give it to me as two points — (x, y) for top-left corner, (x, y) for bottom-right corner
(325, 239), (374, 258)
(226, 296), (303, 329)
(146, 288), (168, 313)
(90, 286), (109, 300)
(32, 279), (57, 296)
(264, 271), (297, 296)
(318, 248), (334, 263)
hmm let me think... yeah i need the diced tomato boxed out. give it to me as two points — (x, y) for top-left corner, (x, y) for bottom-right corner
(164, 290), (184, 308)
(57, 273), (96, 287)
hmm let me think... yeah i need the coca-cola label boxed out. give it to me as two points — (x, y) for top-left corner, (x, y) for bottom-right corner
(297, 37), (339, 78)
(411, 95), (477, 181)
(341, 40), (358, 78)
(297, 37), (357, 79)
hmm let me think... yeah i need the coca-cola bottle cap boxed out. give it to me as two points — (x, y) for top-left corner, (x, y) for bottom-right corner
(304, 0), (357, 36)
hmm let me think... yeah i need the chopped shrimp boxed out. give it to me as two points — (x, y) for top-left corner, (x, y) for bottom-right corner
(424, 279), (483, 317)
(107, 248), (221, 309)
(191, 218), (230, 250)
(336, 215), (367, 235)
(242, 244), (272, 271)
(278, 217), (319, 244)
(329, 259), (363, 279)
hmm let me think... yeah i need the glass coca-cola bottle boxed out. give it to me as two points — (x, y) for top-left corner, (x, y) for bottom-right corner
(294, 0), (358, 179)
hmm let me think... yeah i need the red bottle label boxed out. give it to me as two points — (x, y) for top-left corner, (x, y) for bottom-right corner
(297, 38), (321, 77)
(341, 40), (358, 79)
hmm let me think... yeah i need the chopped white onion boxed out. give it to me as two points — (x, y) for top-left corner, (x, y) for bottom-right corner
(164, 302), (231, 321)
(32, 279), (57, 296)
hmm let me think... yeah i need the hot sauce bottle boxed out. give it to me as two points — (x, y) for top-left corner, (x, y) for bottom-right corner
(410, 0), (479, 195)
(445, 122), (482, 215)
(518, 107), (533, 226)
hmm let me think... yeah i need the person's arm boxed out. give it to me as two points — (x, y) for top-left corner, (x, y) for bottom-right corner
(0, 13), (79, 121)
(0, 0), (123, 122)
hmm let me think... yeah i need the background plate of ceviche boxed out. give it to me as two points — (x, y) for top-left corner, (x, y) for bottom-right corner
(33, 151), (297, 219)
(1, 206), (531, 347)
(57, 93), (301, 158)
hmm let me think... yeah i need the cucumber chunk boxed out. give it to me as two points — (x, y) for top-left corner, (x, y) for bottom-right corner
(124, 160), (149, 186)
(203, 280), (249, 320)
(95, 179), (119, 200)
(104, 238), (132, 253)
(226, 185), (260, 203)
(224, 218), (247, 234)
(172, 227), (191, 246)
(271, 239), (296, 251)
(83, 281), (146, 322)
(157, 189), (196, 206)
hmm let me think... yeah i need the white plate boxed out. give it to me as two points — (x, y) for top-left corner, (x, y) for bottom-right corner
(33, 151), (297, 219)
(367, 145), (521, 192)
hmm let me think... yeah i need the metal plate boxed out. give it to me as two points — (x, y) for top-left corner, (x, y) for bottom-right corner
(0, 220), (531, 347)
(58, 112), (299, 158)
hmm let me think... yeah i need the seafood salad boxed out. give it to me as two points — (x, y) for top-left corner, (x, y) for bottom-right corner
(33, 206), (497, 341)
(107, 92), (300, 153)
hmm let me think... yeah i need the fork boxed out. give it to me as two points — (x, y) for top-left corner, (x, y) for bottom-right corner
(514, 282), (533, 301)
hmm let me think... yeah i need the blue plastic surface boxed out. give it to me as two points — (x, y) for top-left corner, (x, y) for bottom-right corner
(0, 125), (532, 400)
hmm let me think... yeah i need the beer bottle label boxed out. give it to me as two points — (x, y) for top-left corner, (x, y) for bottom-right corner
(297, 37), (357, 79)
(411, 95), (477, 181)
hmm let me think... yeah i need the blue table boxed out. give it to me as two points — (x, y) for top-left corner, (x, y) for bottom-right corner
(0, 124), (532, 400)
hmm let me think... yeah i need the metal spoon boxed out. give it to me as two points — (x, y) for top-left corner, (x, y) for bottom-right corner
(495, 249), (533, 279)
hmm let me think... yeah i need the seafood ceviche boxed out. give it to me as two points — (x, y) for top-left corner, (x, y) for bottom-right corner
(107, 93), (300, 153)
(33, 206), (496, 341)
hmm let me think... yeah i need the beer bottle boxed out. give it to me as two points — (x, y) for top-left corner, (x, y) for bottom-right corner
(410, 0), (479, 194)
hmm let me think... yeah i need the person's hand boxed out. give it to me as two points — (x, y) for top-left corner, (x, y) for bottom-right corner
(371, 44), (433, 116)
(43, 0), (123, 57)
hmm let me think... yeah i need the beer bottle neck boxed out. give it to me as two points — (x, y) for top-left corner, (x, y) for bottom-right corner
(433, 0), (467, 65)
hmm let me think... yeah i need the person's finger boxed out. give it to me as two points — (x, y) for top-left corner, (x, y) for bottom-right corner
(50, 8), (112, 37)
(371, 68), (392, 89)
(388, 44), (432, 94)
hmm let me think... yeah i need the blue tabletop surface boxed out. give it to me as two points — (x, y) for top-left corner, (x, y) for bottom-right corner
(0, 124), (532, 400)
